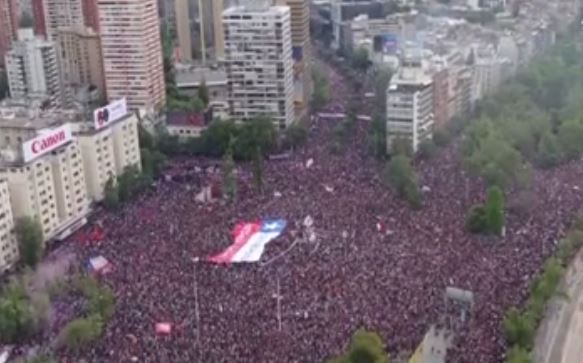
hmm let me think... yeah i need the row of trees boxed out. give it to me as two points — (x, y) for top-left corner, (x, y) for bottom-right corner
(461, 33), (583, 191)
(502, 215), (583, 363)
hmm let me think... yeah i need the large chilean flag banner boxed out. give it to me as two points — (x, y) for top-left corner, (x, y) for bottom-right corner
(208, 219), (287, 263)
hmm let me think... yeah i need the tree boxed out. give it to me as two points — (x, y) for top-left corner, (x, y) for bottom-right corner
(464, 123), (522, 188)
(466, 205), (488, 233)
(283, 123), (308, 150)
(535, 131), (561, 168)
(15, 217), (43, 268)
(222, 140), (237, 202)
(198, 80), (210, 106)
(373, 69), (392, 114)
(485, 186), (505, 235)
(557, 118), (583, 160)
(368, 114), (386, 159)
(58, 314), (103, 351)
(103, 176), (119, 210)
(312, 68), (330, 111)
(0, 281), (35, 343)
(505, 346), (531, 363)
(418, 139), (437, 160)
(326, 329), (389, 363)
(201, 120), (240, 157)
(252, 145), (264, 193)
(117, 166), (140, 202)
(77, 276), (116, 320)
(384, 155), (421, 209)
(141, 145), (167, 180)
(390, 137), (413, 157)
(138, 124), (155, 150)
(234, 117), (276, 160)
(503, 308), (534, 349)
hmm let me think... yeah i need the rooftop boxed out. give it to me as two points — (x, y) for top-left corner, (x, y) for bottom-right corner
(175, 66), (227, 88)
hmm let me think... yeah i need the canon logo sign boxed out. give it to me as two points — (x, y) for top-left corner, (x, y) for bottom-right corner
(22, 124), (73, 162)
(31, 131), (66, 154)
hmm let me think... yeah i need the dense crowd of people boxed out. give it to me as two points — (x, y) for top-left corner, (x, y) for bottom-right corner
(56, 63), (583, 363)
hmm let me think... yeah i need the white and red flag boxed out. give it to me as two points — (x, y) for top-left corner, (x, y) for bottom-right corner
(208, 219), (287, 263)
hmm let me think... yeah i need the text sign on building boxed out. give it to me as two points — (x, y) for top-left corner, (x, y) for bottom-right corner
(93, 98), (128, 130)
(22, 124), (73, 162)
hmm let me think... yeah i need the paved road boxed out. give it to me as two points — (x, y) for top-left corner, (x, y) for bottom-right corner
(535, 251), (583, 363)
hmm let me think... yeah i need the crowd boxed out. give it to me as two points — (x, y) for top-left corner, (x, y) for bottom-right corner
(55, 63), (583, 363)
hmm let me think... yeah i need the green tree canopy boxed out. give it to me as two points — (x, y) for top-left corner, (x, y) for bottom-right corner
(57, 315), (103, 351)
(485, 186), (505, 235)
(198, 80), (210, 106)
(15, 217), (44, 268)
(384, 155), (421, 209)
(326, 329), (389, 363)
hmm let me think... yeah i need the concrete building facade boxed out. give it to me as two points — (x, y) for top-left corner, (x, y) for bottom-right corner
(57, 26), (105, 98)
(34, 0), (84, 40)
(386, 65), (434, 154)
(0, 120), (89, 241)
(275, 0), (312, 120)
(223, 4), (295, 128)
(0, 179), (17, 272)
(5, 28), (63, 107)
(0, 0), (18, 66)
(97, 0), (166, 110)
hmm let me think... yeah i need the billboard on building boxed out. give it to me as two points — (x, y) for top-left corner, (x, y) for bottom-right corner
(22, 124), (73, 162)
(93, 98), (128, 130)
(382, 33), (399, 54)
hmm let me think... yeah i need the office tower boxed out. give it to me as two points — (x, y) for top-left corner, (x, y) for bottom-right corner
(31, 0), (84, 40)
(0, 0), (18, 65)
(81, 0), (99, 30)
(275, 0), (311, 119)
(5, 28), (63, 106)
(386, 61), (434, 154)
(97, 0), (166, 110)
(223, 2), (295, 128)
(161, 0), (230, 62)
(57, 26), (105, 98)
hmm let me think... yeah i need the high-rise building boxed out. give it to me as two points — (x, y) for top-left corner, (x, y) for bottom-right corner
(97, 0), (166, 110)
(0, 100), (142, 245)
(81, 0), (99, 31)
(0, 0), (18, 66)
(0, 120), (89, 241)
(5, 28), (63, 106)
(57, 26), (105, 98)
(223, 3), (295, 128)
(275, 0), (311, 120)
(32, 0), (84, 40)
(386, 61), (434, 154)
(170, 0), (228, 63)
(0, 179), (18, 272)
(31, 0), (47, 37)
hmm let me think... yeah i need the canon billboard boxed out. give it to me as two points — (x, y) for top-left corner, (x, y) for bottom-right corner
(93, 98), (128, 130)
(22, 124), (73, 162)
